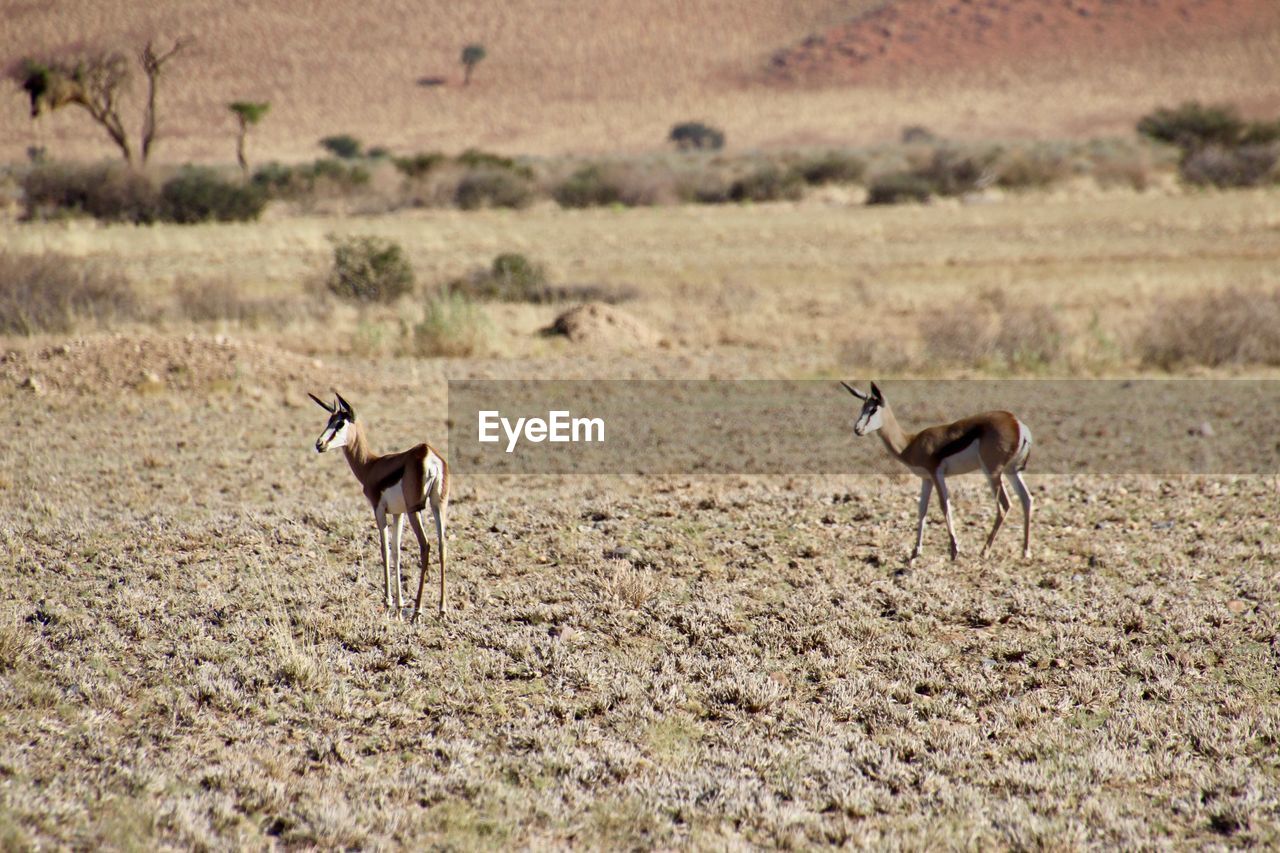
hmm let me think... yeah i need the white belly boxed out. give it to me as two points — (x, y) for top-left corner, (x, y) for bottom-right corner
(940, 440), (984, 475)
(379, 478), (409, 515)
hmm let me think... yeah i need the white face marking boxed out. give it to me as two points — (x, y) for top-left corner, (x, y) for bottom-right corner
(854, 403), (883, 436)
(315, 417), (352, 453)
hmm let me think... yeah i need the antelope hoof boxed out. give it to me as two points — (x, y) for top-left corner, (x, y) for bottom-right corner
(949, 543), (960, 561)
(908, 549), (920, 563)
(409, 609), (421, 625)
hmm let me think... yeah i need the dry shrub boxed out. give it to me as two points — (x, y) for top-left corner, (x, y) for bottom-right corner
(173, 278), (304, 326)
(1180, 145), (1279, 188)
(795, 151), (865, 186)
(729, 165), (804, 202)
(992, 304), (1066, 368)
(552, 163), (676, 208)
(1139, 288), (1280, 368)
(920, 304), (995, 365)
(0, 251), (138, 335)
(21, 162), (161, 223)
(995, 147), (1072, 190)
(454, 168), (535, 210)
(412, 293), (489, 357)
(326, 235), (415, 304)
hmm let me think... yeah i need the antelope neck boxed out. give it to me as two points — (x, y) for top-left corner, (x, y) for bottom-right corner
(341, 422), (375, 481)
(876, 405), (912, 460)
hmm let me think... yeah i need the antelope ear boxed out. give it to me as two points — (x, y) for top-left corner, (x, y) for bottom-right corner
(335, 392), (354, 418)
(870, 381), (884, 402)
(840, 381), (868, 401)
(309, 392), (335, 412)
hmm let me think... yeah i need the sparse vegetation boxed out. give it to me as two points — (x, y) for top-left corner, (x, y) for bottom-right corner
(252, 159), (371, 200)
(392, 151), (446, 179)
(326, 235), (415, 304)
(447, 252), (550, 301)
(669, 121), (725, 151)
(0, 251), (138, 334)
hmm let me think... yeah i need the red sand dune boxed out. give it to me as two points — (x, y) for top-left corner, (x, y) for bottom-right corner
(768, 0), (1278, 83)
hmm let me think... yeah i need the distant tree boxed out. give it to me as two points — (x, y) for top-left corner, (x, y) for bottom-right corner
(10, 37), (192, 166)
(12, 52), (133, 162)
(228, 101), (270, 175)
(320, 134), (362, 159)
(461, 43), (487, 85)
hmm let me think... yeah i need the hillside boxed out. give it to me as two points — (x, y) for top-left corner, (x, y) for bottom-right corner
(0, 0), (1277, 163)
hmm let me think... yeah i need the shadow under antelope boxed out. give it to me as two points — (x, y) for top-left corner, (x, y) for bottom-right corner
(841, 382), (1033, 561)
(311, 392), (450, 621)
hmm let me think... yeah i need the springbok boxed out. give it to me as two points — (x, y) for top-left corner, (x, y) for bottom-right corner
(841, 382), (1033, 561)
(311, 392), (449, 621)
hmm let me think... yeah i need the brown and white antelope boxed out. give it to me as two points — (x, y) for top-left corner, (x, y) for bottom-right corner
(311, 392), (450, 622)
(841, 382), (1033, 561)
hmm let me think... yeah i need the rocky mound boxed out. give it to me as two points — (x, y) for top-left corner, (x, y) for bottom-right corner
(544, 303), (664, 348)
(768, 0), (1275, 84)
(1, 334), (331, 396)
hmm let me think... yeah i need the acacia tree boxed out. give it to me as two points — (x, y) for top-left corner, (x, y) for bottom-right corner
(228, 100), (270, 175)
(11, 36), (192, 165)
(461, 43), (486, 85)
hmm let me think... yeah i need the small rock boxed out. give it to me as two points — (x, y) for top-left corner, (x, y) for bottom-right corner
(1189, 421), (1214, 437)
(19, 376), (43, 394)
(1226, 599), (1249, 615)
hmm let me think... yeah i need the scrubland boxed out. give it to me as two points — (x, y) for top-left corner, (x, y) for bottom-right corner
(1, 181), (1279, 847)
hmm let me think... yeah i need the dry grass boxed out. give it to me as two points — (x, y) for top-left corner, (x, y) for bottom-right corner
(0, 381), (1277, 847)
(0, 250), (139, 334)
(1139, 287), (1280, 369)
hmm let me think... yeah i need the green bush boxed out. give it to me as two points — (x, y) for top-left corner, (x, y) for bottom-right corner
(456, 148), (533, 179)
(454, 168), (534, 210)
(553, 165), (623, 208)
(413, 292), (489, 357)
(393, 152), (446, 179)
(448, 252), (551, 301)
(326, 235), (415, 304)
(795, 152), (865, 186)
(319, 134), (363, 159)
(21, 162), (162, 223)
(160, 167), (267, 224)
(0, 251), (138, 334)
(252, 159), (369, 199)
(669, 122), (725, 151)
(729, 165), (804, 202)
(1137, 102), (1245, 152)
(866, 172), (933, 205)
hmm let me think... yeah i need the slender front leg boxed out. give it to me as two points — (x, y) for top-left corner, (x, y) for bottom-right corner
(981, 475), (1011, 555)
(1008, 469), (1034, 558)
(934, 470), (959, 560)
(390, 514), (406, 616)
(910, 478), (932, 562)
(375, 507), (392, 612)
(408, 510), (433, 624)
(432, 497), (448, 617)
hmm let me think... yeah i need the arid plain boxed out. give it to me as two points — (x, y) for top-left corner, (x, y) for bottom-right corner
(2, 0), (1280, 848)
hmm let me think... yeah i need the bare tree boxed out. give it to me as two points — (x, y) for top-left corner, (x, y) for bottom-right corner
(10, 36), (192, 166)
(139, 37), (194, 165)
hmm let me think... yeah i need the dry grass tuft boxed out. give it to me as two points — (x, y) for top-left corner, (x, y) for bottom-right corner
(0, 251), (139, 335)
(1139, 287), (1280, 368)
